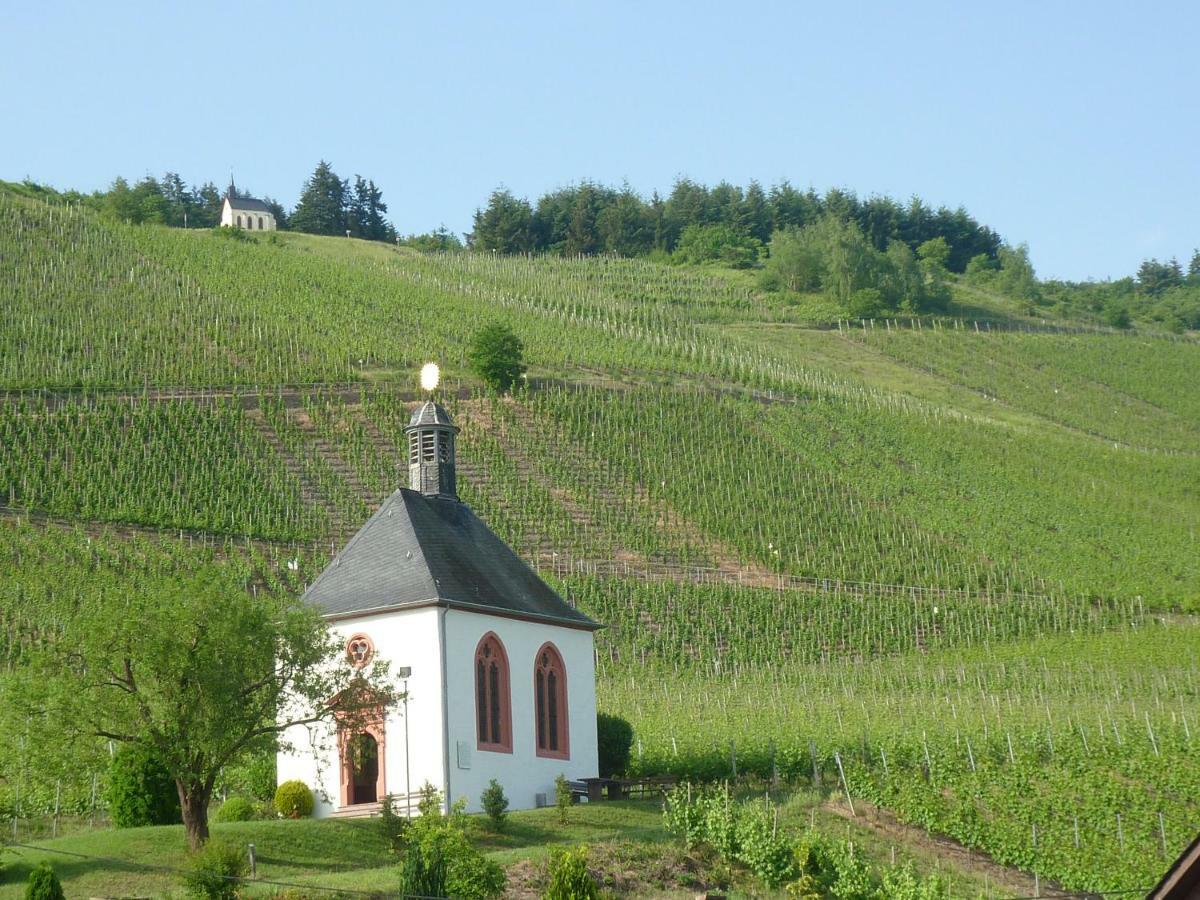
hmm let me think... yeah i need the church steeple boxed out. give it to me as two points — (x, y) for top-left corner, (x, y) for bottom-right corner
(405, 400), (459, 499)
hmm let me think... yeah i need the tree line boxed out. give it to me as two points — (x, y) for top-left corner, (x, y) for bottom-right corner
(469, 178), (1002, 273)
(1039, 250), (1200, 332)
(59, 160), (396, 243)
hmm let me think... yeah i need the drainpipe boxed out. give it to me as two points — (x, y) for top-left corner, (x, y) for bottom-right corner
(438, 605), (452, 814)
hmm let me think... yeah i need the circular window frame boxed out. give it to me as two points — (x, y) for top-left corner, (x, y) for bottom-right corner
(346, 633), (375, 669)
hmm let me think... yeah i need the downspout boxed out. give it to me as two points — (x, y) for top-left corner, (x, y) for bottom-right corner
(438, 605), (452, 814)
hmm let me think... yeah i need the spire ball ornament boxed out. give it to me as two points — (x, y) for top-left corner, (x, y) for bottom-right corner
(419, 362), (440, 393)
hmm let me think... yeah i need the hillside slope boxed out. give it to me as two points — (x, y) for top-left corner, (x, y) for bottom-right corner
(2, 187), (1198, 893)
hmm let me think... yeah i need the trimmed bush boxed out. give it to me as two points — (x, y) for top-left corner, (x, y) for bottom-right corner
(212, 796), (256, 823)
(542, 846), (598, 900)
(24, 862), (65, 900)
(182, 840), (247, 899)
(596, 713), (633, 777)
(480, 778), (508, 831)
(106, 744), (181, 828)
(273, 780), (314, 819)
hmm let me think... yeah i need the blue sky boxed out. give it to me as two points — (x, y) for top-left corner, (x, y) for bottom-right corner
(3, 0), (1196, 280)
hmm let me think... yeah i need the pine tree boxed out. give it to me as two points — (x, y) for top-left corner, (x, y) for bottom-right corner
(471, 189), (533, 253)
(348, 177), (391, 241)
(290, 161), (348, 236)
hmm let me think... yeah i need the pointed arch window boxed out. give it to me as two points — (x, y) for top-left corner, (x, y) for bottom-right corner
(534, 643), (569, 759)
(474, 633), (511, 753)
(258, 215), (264, 229)
(236, 214), (243, 228)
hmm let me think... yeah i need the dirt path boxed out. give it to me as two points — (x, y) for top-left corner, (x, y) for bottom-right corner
(822, 797), (1085, 899)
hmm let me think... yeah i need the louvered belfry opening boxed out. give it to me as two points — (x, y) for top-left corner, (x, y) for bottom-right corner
(404, 400), (459, 498)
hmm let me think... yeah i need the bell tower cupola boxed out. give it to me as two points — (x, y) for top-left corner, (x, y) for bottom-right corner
(405, 364), (459, 499)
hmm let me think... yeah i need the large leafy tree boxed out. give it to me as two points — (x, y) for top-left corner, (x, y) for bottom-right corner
(290, 160), (349, 236)
(468, 322), (526, 393)
(0, 566), (394, 849)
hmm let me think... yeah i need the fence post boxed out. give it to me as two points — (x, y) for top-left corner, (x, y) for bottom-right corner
(248, 843), (257, 878)
(833, 751), (855, 816)
(52, 781), (61, 839)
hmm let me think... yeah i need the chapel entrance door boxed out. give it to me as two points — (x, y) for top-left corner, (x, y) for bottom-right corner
(349, 733), (379, 805)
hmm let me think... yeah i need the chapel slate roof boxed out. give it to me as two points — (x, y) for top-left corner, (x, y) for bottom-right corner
(304, 488), (600, 630)
(225, 196), (272, 213)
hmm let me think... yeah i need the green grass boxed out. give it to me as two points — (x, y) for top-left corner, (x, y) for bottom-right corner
(0, 818), (386, 898)
(0, 802), (672, 898)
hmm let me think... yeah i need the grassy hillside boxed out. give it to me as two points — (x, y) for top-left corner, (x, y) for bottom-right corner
(2, 186), (1198, 894)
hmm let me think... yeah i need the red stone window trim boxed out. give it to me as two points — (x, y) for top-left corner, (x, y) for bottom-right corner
(346, 633), (374, 668)
(474, 632), (512, 753)
(534, 642), (569, 760)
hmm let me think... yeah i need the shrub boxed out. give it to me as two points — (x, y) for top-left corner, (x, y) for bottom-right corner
(378, 793), (410, 854)
(596, 713), (633, 777)
(209, 225), (253, 242)
(182, 840), (247, 899)
(399, 792), (504, 900)
(273, 780), (314, 819)
(222, 750), (277, 802)
(213, 796), (256, 823)
(733, 805), (795, 888)
(554, 773), (572, 825)
(542, 845), (599, 900)
(399, 839), (447, 899)
(23, 862), (65, 900)
(846, 288), (885, 319)
(480, 778), (508, 831)
(106, 744), (181, 828)
(446, 847), (506, 900)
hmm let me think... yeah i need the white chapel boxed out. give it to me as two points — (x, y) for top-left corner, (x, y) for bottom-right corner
(219, 181), (276, 232)
(278, 394), (601, 817)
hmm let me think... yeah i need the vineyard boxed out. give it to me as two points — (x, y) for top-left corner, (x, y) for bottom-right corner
(2, 184), (1198, 893)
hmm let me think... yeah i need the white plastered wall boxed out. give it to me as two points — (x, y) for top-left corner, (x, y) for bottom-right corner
(276, 606), (445, 818)
(220, 199), (276, 230)
(442, 609), (598, 813)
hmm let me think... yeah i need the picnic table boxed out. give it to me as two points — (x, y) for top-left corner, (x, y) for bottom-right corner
(569, 775), (677, 802)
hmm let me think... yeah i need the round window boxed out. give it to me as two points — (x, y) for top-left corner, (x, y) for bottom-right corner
(346, 633), (374, 668)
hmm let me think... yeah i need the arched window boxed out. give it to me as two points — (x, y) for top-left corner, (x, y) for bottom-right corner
(236, 215), (242, 228)
(474, 633), (511, 752)
(258, 215), (264, 229)
(247, 216), (254, 229)
(534, 643), (569, 759)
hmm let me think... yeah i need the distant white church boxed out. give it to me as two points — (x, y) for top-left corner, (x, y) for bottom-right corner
(278, 399), (601, 816)
(220, 181), (276, 231)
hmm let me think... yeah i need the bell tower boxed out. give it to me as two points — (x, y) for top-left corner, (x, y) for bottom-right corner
(404, 364), (459, 499)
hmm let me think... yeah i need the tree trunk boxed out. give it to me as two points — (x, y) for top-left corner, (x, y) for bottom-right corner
(178, 780), (212, 850)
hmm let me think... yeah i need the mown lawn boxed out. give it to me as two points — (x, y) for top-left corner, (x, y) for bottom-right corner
(0, 800), (672, 898)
